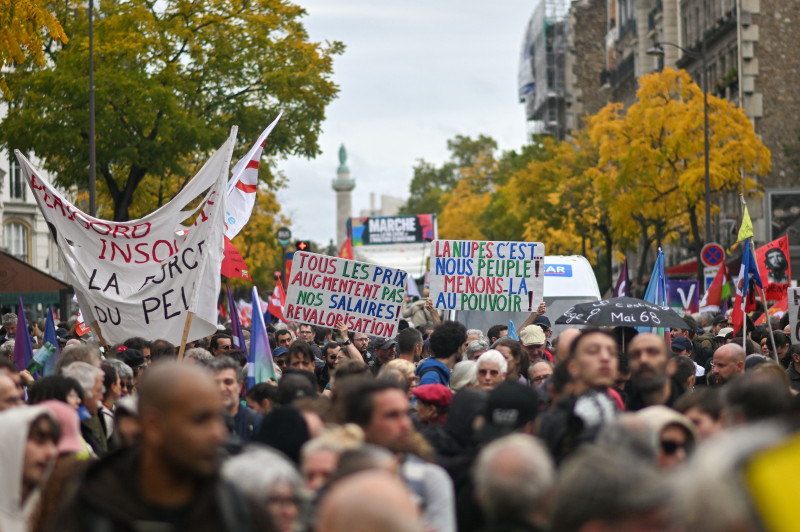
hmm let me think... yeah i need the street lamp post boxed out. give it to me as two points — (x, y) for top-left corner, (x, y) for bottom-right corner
(647, 41), (711, 244)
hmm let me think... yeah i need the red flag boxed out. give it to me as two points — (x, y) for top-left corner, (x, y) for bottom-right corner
(221, 236), (252, 281)
(267, 278), (287, 322)
(755, 235), (791, 301)
(75, 309), (91, 336)
(755, 295), (788, 325)
(699, 262), (728, 313)
(338, 237), (353, 260)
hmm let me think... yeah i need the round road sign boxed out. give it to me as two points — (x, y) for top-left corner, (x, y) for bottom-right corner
(277, 227), (292, 247)
(701, 243), (724, 268)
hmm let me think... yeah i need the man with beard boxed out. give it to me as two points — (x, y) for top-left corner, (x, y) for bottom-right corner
(625, 333), (683, 411)
(54, 363), (273, 531)
(710, 343), (746, 386)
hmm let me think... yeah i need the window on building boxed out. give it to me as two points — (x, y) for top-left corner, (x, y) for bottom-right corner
(8, 156), (25, 201)
(4, 221), (29, 262)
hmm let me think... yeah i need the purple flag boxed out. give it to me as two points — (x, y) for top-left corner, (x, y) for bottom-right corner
(612, 258), (630, 297)
(13, 297), (34, 373)
(226, 283), (247, 351)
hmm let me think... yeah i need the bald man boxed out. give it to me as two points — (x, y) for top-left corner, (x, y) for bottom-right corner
(711, 343), (746, 386)
(555, 328), (581, 362)
(315, 470), (423, 532)
(56, 362), (272, 530)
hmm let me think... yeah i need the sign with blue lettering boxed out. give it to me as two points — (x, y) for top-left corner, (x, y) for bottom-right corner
(544, 264), (572, 277)
(429, 240), (546, 312)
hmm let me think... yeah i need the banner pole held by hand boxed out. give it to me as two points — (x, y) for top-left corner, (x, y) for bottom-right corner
(177, 312), (194, 361)
(90, 321), (109, 350)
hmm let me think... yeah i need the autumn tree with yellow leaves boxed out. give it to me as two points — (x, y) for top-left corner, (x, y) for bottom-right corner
(0, 0), (67, 98)
(587, 68), (770, 283)
(413, 68), (771, 291)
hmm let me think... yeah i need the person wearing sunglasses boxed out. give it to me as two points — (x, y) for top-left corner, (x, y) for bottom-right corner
(210, 333), (233, 357)
(636, 405), (697, 469)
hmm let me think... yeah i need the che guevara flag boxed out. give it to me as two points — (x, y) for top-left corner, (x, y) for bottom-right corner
(755, 235), (791, 301)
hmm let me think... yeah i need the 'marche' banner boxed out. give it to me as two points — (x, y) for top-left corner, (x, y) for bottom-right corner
(429, 240), (545, 312)
(285, 251), (406, 338)
(15, 130), (235, 345)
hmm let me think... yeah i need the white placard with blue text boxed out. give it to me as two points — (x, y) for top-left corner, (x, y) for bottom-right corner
(429, 240), (545, 312)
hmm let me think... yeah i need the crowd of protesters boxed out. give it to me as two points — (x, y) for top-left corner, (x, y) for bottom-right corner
(0, 297), (798, 532)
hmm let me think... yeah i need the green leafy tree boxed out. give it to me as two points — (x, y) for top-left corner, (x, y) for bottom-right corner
(400, 134), (497, 216)
(2, 0), (344, 221)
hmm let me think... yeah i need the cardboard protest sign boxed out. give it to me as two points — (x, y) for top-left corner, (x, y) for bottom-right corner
(755, 236), (791, 300)
(667, 280), (699, 317)
(429, 240), (545, 312)
(15, 131), (234, 345)
(285, 251), (406, 337)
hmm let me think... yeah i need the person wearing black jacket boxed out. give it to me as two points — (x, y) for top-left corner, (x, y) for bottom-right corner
(50, 363), (274, 532)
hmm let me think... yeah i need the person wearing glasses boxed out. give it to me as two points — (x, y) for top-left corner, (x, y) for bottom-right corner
(209, 333), (233, 357)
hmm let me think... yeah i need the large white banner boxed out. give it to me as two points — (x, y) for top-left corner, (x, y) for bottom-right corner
(285, 251), (406, 338)
(15, 130), (236, 345)
(429, 240), (545, 312)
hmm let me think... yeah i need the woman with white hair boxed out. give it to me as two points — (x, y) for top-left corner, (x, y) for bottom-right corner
(222, 445), (305, 532)
(476, 350), (508, 391)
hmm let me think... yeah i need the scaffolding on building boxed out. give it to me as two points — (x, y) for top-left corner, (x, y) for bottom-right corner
(519, 0), (571, 140)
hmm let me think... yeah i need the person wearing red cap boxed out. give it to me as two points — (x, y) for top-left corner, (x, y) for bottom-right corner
(413, 384), (453, 425)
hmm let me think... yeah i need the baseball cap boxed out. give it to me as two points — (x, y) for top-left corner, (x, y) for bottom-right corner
(533, 315), (551, 330)
(272, 346), (289, 358)
(113, 346), (146, 370)
(372, 338), (396, 351)
(519, 325), (546, 346)
(670, 337), (693, 353)
(716, 327), (734, 339)
(712, 314), (728, 325)
(412, 383), (453, 408)
(477, 382), (539, 442)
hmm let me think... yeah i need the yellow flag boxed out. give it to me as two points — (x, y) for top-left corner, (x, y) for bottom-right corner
(737, 205), (753, 242)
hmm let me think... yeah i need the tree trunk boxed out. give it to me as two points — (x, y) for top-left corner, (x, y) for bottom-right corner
(689, 206), (704, 287)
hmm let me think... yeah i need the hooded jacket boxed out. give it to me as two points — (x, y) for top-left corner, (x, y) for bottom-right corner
(0, 405), (53, 532)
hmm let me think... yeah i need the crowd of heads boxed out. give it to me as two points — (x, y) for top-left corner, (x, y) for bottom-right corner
(0, 302), (798, 532)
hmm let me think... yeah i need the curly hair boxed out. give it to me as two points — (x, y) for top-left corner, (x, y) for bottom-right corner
(428, 321), (466, 360)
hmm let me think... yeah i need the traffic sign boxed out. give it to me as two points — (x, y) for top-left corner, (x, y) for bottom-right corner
(701, 243), (724, 268)
(277, 227), (291, 246)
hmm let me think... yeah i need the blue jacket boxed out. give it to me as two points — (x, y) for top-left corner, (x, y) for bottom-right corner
(416, 358), (451, 386)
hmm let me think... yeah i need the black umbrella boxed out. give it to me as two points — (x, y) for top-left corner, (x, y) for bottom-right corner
(555, 297), (688, 330)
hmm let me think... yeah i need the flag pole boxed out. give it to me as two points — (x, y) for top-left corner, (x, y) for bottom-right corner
(757, 284), (780, 362)
(177, 311), (194, 361)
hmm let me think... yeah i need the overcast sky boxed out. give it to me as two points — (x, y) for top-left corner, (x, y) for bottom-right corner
(276, 0), (538, 246)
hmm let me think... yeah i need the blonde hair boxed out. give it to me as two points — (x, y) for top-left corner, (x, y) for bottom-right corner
(382, 359), (415, 379)
(300, 423), (365, 461)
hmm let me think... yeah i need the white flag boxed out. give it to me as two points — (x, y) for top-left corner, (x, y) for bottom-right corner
(225, 113), (282, 239)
